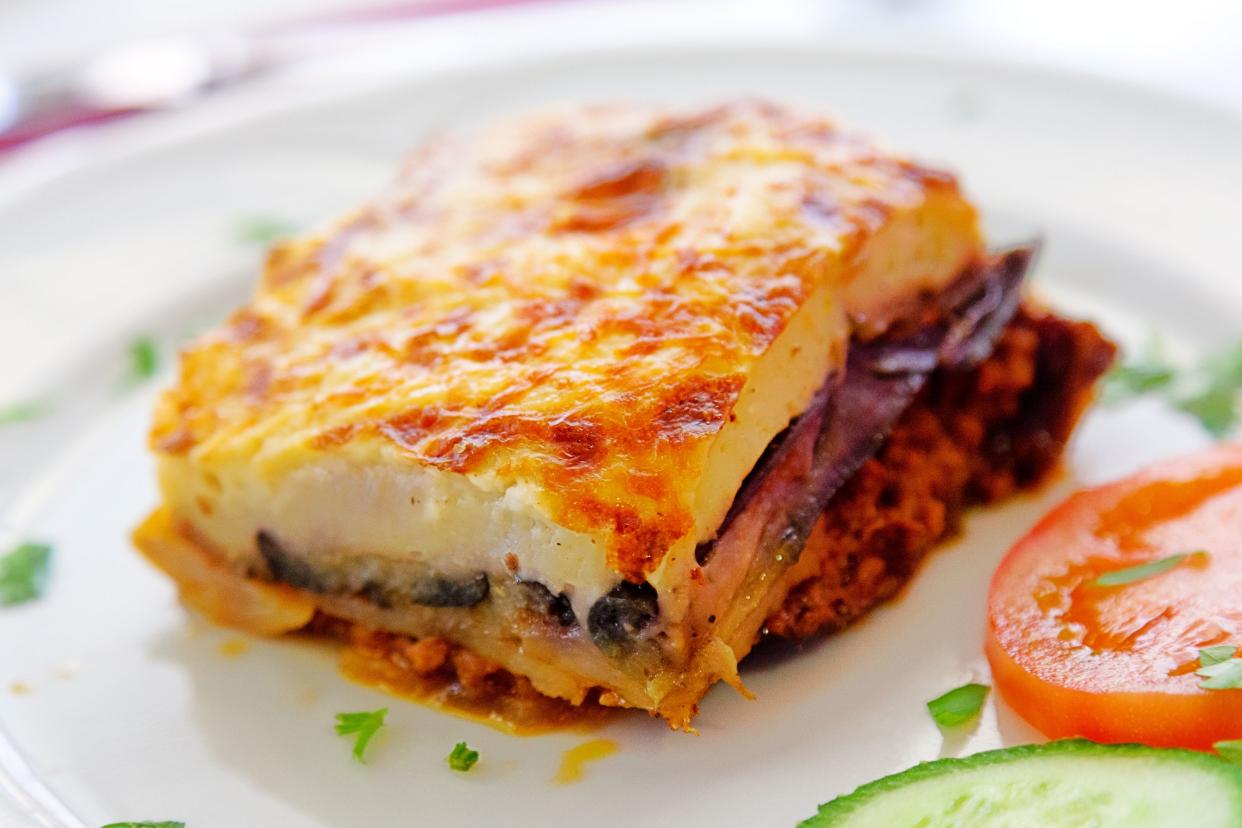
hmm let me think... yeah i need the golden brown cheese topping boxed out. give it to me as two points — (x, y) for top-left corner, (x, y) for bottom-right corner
(151, 101), (981, 581)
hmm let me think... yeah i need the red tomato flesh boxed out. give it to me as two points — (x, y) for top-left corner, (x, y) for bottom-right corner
(986, 443), (1242, 750)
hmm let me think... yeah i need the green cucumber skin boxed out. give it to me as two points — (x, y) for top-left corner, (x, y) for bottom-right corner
(799, 739), (1242, 827)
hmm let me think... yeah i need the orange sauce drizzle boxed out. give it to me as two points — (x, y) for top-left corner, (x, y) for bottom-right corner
(554, 739), (619, 785)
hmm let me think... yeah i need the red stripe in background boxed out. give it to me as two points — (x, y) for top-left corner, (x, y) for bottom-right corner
(285, 0), (576, 28)
(0, 106), (142, 155)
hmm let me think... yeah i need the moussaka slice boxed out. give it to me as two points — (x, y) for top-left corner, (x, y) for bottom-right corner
(135, 101), (1105, 729)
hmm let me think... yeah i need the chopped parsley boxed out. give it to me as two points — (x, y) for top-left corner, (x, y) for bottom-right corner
(1200, 645), (1237, 667)
(0, 400), (49, 425)
(446, 741), (480, 772)
(1216, 739), (1242, 764)
(1177, 342), (1242, 435)
(1101, 338), (1176, 403)
(1090, 552), (1199, 588)
(235, 215), (297, 244)
(1103, 336), (1242, 436)
(1176, 383), (1237, 438)
(130, 337), (160, 382)
(926, 683), (989, 728)
(1196, 658), (1242, 691)
(335, 708), (387, 762)
(101, 822), (185, 827)
(0, 542), (52, 606)
(1203, 341), (1242, 386)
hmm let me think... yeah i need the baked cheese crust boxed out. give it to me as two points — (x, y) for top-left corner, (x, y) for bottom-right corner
(153, 101), (978, 581)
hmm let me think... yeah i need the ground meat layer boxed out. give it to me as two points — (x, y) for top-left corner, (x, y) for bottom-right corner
(306, 613), (615, 731)
(307, 304), (1114, 721)
(764, 305), (1115, 639)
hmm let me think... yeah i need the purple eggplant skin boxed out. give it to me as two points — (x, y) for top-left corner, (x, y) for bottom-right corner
(695, 246), (1032, 572)
(255, 530), (492, 608)
(255, 530), (589, 620)
(409, 574), (490, 608)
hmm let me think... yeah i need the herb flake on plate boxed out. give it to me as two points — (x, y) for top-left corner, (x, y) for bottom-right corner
(1216, 739), (1242, 764)
(1197, 659), (1242, 691)
(235, 215), (297, 244)
(0, 400), (49, 425)
(335, 708), (387, 762)
(129, 337), (160, 382)
(1101, 338), (1176, 403)
(1200, 645), (1238, 667)
(926, 683), (989, 727)
(1090, 552), (1200, 588)
(1176, 341), (1242, 435)
(1104, 336), (1242, 436)
(0, 542), (52, 606)
(1176, 383), (1238, 437)
(447, 741), (480, 772)
(100, 822), (185, 828)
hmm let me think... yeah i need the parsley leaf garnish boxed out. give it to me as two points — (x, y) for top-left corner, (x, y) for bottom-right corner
(0, 542), (52, 606)
(1216, 739), (1242, 764)
(1090, 552), (1199, 587)
(235, 216), (297, 244)
(1103, 336), (1242, 436)
(1176, 383), (1237, 437)
(926, 683), (989, 728)
(1203, 341), (1242, 386)
(1197, 659), (1242, 691)
(335, 708), (387, 762)
(0, 400), (49, 425)
(1200, 645), (1237, 667)
(130, 338), (159, 382)
(1181, 342), (1242, 435)
(446, 741), (480, 772)
(101, 822), (185, 827)
(1101, 338), (1176, 403)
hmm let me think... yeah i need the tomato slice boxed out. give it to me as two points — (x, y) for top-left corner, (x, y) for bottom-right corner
(986, 443), (1242, 750)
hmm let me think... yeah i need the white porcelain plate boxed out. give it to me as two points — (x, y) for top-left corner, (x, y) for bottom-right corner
(2, 36), (1241, 828)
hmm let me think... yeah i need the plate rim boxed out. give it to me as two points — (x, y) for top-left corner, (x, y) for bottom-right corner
(3, 33), (1241, 207)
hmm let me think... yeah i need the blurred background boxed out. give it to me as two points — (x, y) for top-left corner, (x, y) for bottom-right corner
(2, 0), (1240, 162)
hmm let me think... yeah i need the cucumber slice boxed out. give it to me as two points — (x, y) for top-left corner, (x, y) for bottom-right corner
(800, 740), (1242, 827)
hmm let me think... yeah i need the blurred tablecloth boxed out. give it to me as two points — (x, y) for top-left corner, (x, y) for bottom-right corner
(3, 0), (1241, 112)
